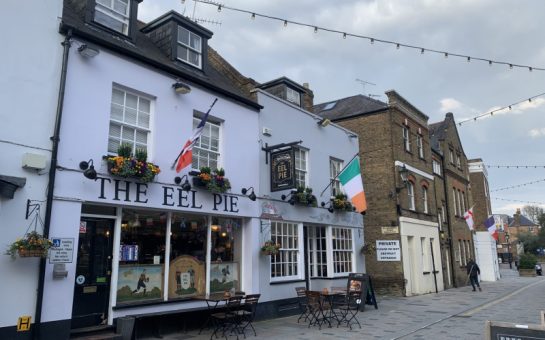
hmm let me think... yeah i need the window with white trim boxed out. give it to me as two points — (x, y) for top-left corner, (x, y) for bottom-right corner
(403, 126), (411, 152)
(294, 148), (308, 188)
(332, 228), (353, 274)
(460, 190), (466, 213)
(421, 237), (429, 271)
(452, 188), (458, 216)
(442, 203), (447, 222)
(449, 149), (455, 164)
(108, 87), (151, 155)
(417, 134), (424, 158)
(456, 153), (462, 168)
(286, 87), (301, 106)
(457, 240), (462, 263)
(330, 158), (344, 196)
(192, 118), (220, 170)
(407, 181), (415, 211)
(177, 26), (202, 68)
(438, 210), (442, 230)
(432, 159), (442, 175)
(422, 186), (429, 213)
(308, 227), (327, 277)
(95, 0), (130, 35)
(270, 221), (300, 279)
(457, 190), (463, 215)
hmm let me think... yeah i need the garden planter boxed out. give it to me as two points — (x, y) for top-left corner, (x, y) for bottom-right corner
(518, 268), (536, 277)
(18, 249), (48, 258)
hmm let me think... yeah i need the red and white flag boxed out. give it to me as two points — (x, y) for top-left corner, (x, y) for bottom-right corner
(172, 99), (217, 173)
(463, 207), (474, 231)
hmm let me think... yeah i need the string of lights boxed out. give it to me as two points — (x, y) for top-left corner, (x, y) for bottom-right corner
(457, 92), (545, 126)
(493, 197), (545, 206)
(490, 178), (545, 193)
(191, 0), (545, 73)
(486, 165), (545, 169)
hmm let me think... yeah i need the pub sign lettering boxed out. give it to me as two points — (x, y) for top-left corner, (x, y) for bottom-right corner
(270, 149), (295, 192)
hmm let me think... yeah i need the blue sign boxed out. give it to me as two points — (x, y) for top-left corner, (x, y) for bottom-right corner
(52, 239), (61, 248)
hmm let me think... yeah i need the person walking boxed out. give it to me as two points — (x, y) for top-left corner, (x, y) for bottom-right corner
(466, 259), (481, 292)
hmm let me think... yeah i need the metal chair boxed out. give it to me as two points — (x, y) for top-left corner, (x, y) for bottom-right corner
(305, 290), (327, 329)
(210, 295), (243, 339)
(295, 287), (310, 323)
(336, 290), (362, 330)
(235, 294), (261, 337)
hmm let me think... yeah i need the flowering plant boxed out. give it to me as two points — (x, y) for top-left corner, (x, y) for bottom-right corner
(106, 144), (160, 183)
(332, 194), (355, 211)
(5, 231), (53, 259)
(260, 240), (281, 256)
(194, 167), (231, 193)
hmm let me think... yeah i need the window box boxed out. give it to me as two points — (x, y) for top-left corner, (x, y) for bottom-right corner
(191, 167), (231, 193)
(331, 194), (355, 212)
(106, 144), (160, 183)
(282, 187), (317, 207)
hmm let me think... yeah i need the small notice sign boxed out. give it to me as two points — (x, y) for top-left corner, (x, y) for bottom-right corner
(17, 316), (31, 331)
(376, 240), (401, 261)
(49, 238), (74, 264)
(381, 226), (399, 234)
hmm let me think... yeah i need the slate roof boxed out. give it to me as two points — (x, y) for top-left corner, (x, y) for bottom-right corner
(508, 215), (539, 227)
(61, 0), (261, 110)
(313, 94), (388, 121)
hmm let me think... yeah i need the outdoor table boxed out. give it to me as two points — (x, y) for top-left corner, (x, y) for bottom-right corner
(307, 290), (345, 328)
(194, 293), (245, 335)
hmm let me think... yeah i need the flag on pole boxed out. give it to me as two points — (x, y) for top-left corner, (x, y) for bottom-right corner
(172, 98), (217, 172)
(484, 216), (498, 240)
(338, 156), (367, 213)
(463, 207), (474, 231)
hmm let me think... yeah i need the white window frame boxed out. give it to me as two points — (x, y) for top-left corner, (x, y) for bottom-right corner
(307, 226), (327, 278)
(108, 87), (152, 156)
(330, 227), (354, 276)
(452, 188), (458, 216)
(421, 237), (429, 272)
(442, 203), (447, 222)
(449, 149), (455, 164)
(460, 191), (466, 213)
(457, 190), (463, 215)
(403, 126), (411, 152)
(433, 159), (442, 175)
(329, 158), (344, 197)
(417, 134), (424, 158)
(286, 87), (301, 106)
(456, 153), (462, 168)
(294, 148), (308, 188)
(95, 0), (130, 35)
(270, 221), (304, 282)
(457, 240), (462, 263)
(192, 118), (220, 170)
(177, 26), (202, 69)
(422, 186), (429, 214)
(407, 181), (415, 211)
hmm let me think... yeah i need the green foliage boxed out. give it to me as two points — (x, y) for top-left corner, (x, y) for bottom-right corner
(200, 167), (211, 174)
(118, 143), (133, 158)
(195, 168), (231, 193)
(134, 148), (147, 162)
(518, 253), (538, 269)
(5, 231), (53, 259)
(517, 232), (540, 254)
(293, 187), (317, 206)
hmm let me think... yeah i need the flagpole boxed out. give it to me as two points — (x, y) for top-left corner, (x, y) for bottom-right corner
(171, 98), (218, 169)
(319, 153), (360, 197)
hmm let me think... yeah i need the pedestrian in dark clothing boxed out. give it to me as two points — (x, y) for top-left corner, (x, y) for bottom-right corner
(466, 259), (481, 291)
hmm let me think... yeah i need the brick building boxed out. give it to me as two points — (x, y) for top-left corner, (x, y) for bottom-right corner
(468, 159), (492, 230)
(314, 92), (443, 296)
(429, 112), (474, 287)
(496, 209), (539, 262)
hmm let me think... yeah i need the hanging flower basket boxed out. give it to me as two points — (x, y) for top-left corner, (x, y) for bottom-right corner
(260, 240), (281, 256)
(283, 187), (318, 207)
(192, 167), (231, 193)
(106, 144), (160, 183)
(5, 231), (52, 259)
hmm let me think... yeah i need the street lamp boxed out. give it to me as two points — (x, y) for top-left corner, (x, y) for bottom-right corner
(505, 233), (511, 269)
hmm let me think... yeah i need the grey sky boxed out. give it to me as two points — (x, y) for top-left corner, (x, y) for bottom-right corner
(139, 0), (545, 215)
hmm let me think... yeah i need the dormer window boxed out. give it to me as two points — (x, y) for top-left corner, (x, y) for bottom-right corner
(286, 87), (301, 106)
(95, 0), (130, 35)
(177, 26), (202, 68)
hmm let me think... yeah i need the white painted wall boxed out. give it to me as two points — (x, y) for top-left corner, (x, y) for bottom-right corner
(0, 0), (63, 328)
(400, 216), (444, 296)
(474, 231), (500, 281)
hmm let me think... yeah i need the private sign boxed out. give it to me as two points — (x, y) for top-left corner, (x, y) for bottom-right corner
(376, 240), (401, 261)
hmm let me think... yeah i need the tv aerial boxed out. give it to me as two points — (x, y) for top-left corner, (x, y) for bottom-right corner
(355, 78), (376, 94)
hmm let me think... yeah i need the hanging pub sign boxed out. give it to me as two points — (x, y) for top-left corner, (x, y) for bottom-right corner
(270, 148), (295, 192)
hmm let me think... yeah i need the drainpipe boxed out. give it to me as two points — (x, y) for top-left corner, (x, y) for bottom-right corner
(34, 30), (72, 340)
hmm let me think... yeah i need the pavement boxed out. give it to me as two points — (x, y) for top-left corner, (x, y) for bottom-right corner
(143, 265), (545, 339)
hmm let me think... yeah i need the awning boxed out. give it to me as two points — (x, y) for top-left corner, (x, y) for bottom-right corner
(0, 175), (26, 199)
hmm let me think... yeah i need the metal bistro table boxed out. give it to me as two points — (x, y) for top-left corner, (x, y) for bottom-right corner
(195, 293), (245, 336)
(306, 290), (345, 329)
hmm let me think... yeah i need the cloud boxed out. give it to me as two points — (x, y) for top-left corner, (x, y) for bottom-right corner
(439, 98), (462, 112)
(529, 128), (545, 138)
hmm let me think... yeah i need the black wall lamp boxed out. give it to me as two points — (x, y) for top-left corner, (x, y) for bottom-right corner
(172, 81), (191, 94)
(79, 159), (97, 180)
(241, 187), (257, 201)
(174, 174), (192, 192)
(320, 200), (335, 213)
(281, 190), (297, 205)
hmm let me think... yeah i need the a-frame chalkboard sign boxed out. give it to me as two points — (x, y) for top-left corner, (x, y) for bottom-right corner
(347, 273), (378, 311)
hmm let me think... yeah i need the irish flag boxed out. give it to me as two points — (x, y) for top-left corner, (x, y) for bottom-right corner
(338, 156), (367, 213)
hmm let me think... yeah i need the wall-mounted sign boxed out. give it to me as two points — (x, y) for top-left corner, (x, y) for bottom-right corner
(17, 316), (31, 332)
(376, 240), (401, 261)
(270, 149), (295, 192)
(49, 238), (74, 264)
(381, 226), (399, 234)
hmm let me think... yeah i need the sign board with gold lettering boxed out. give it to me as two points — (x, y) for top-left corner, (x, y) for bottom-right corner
(17, 316), (31, 332)
(270, 149), (295, 192)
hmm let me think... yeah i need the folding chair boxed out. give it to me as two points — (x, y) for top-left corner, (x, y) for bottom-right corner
(305, 291), (326, 330)
(235, 294), (260, 337)
(336, 290), (362, 330)
(295, 287), (310, 323)
(210, 295), (243, 339)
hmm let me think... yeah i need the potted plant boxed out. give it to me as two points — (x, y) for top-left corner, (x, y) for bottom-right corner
(518, 253), (537, 277)
(193, 167), (231, 193)
(291, 187), (318, 207)
(5, 231), (53, 259)
(106, 144), (161, 183)
(331, 193), (355, 211)
(261, 240), (281, 256)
